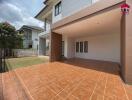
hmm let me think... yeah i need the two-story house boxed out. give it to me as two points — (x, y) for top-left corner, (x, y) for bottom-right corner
(19, 25), (44, 49)
(35, 0), (132, 84)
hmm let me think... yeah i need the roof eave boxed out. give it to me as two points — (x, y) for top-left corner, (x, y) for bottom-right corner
(35, 6), (47, 19)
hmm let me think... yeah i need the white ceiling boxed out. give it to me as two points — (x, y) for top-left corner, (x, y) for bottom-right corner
(53, 8), (121, 38)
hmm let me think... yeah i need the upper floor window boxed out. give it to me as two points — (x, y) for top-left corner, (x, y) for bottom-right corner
(55, 1), (62, 16)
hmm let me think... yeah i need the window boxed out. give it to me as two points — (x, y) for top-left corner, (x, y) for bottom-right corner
(55, 1), (61, 16)
(76, 41), (88, 53)
(29, 45), (32, 48)
(76, 42), (79, 52)
(84, 41), (88, 53)
(80, 42), (84, 53)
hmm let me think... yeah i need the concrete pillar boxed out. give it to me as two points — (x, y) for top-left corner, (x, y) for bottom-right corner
(121, 0), (132, 84)
(50, 32), (62, 62)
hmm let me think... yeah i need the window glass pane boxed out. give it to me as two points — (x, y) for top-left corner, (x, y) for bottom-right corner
(55, 1), (61, 16)
(76, 42), (79, 52)
(59, 3), (61, 13)
(84, 41), (88, 53)
(55, 6), (58, 16)
(80, 42), (83, 53)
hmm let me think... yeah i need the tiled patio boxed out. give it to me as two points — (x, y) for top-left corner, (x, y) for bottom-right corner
(1, 59), (132, 100)
(0, 73), (3, 100)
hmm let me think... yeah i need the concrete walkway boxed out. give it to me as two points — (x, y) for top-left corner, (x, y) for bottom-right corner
(0, 59), (132, 100)
(2, 71), (31, 100)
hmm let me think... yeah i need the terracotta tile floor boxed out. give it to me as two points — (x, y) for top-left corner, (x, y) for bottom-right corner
(1, 59), (132, 100)
(2, 71), (31, 100)
(0, 73), (4, 100)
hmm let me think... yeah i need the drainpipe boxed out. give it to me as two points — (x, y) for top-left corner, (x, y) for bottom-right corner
(44, 18), (47, 31)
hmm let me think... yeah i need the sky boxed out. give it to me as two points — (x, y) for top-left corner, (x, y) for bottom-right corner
(0, 0), (45, 29)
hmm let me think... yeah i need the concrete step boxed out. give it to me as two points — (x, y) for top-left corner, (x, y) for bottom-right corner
(2, 71), (31, 100)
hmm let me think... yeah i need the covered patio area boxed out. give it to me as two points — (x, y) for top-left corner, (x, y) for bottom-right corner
(51, 5), (121, 62)
(1, 58), (132, 100)
(50, 0), (132, 84)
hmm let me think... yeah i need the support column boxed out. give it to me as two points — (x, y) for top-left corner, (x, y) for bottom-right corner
(50, 32), (62, 62)
(121, 0), (132, 84)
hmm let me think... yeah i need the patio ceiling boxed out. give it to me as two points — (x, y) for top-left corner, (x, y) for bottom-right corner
(53, 8), (121, 38)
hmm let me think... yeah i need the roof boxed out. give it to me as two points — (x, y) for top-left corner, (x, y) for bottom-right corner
(35, 0), (54, 19)
(43, 0), (48, 4)
(35, 0), (49, 18)
(19, 25), (44, 31)
(35, 6), (47, 18)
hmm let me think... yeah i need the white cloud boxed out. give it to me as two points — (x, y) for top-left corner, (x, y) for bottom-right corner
(0, 0), (44, 29)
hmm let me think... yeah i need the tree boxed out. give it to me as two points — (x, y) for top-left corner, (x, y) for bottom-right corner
(0, 22), (22, 72)
(0, 22), (22, 49)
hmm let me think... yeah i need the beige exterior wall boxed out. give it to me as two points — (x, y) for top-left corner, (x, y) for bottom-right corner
(121, 0), (132, 84)
(52, 0), (125, 29)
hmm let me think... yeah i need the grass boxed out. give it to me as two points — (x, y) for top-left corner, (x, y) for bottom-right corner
(6, 56), (49, 70)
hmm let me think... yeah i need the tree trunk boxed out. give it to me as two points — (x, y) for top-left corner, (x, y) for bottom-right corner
(0, 49), (2, 72)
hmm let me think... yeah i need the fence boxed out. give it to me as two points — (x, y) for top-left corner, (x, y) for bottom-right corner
(13, 49), (38, 57)
(0, 49), (38, 72)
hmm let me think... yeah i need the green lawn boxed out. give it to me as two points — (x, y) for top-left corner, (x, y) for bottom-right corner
(6, 57), (49, 70)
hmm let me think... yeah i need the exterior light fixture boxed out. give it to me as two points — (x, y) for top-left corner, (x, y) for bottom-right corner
(121, 3), (130, 14)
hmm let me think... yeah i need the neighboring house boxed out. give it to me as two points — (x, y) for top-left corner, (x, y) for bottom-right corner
(35, 0), (132, 84)
(19, 25), (44, 49)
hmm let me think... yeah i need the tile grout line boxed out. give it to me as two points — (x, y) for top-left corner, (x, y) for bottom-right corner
(89, 72), (102, 100)
(2, 73), (6, 100)
(14, 71), (34, 100)
(46, 85), (65, 100)
(8, 71), (19, 100)
(103, 74), (108, 100)
(64, 81), (82, 100)
(120, 78), (129, 100)
(64, 72), (89, 100)
(49, 68), (76, 100)
(1, 73), (4, 100)
(50, 80), (80, 100)
(53, 77), (81, 99)
(10, 71), (29, 99)
(53, 72), (86, 99)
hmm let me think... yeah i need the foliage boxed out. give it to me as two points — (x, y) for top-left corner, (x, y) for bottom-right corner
(0, 22), (23, 49)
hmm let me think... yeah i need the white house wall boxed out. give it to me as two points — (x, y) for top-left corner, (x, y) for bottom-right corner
(63, 36), (75, 58)
(62, 0), (95, 17)
(75, 33), (120, 63)
(52, 0), (100, 23)
(52, 0), (62, 23)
